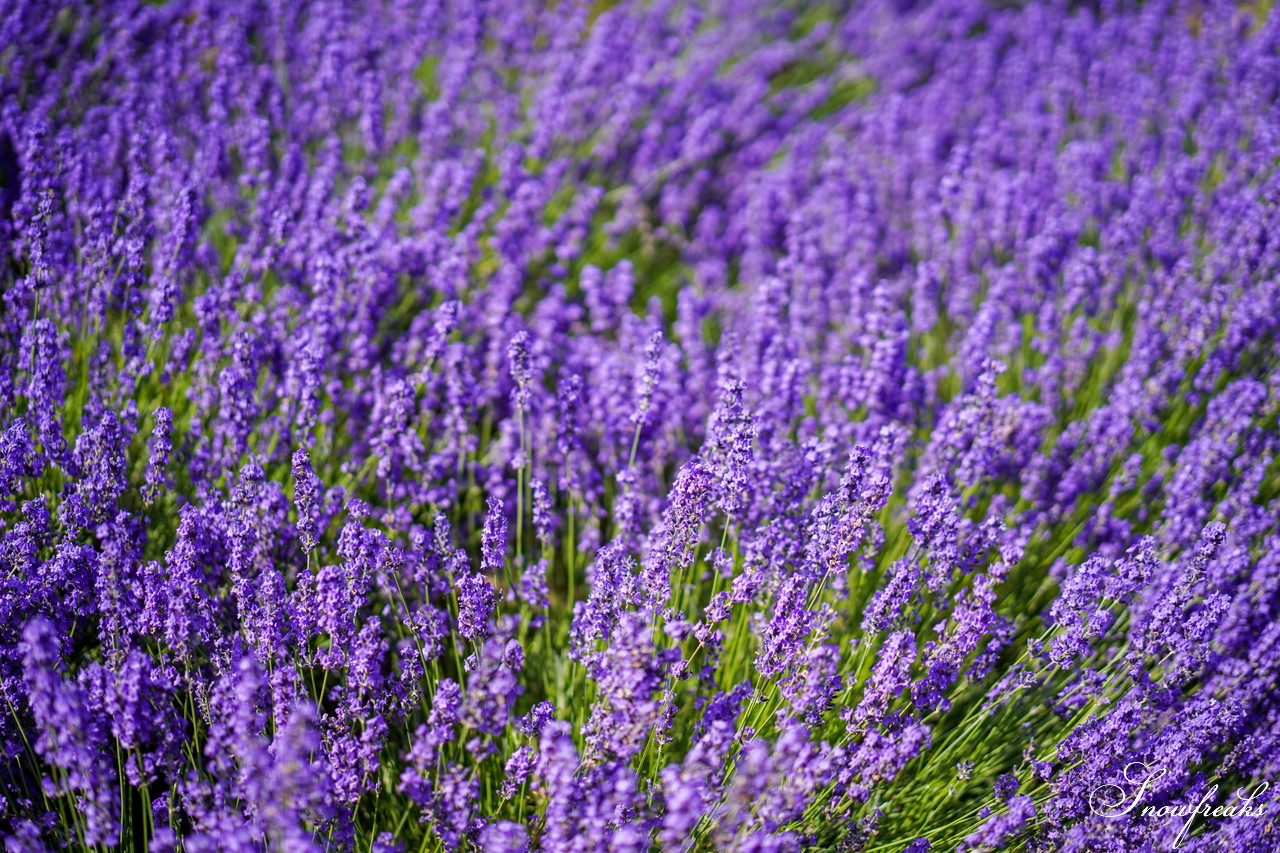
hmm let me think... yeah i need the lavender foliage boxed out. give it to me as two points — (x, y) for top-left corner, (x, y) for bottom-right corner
(1, 1), (1279, 851)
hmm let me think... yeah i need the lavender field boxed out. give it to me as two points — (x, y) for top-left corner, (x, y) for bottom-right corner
(2, 1), (1279, 850)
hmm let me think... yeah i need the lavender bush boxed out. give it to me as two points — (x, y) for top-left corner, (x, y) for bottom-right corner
(2, 0), (1279, 850)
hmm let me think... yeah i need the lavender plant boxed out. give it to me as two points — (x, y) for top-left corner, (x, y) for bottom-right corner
(1, 0), (1279, 851)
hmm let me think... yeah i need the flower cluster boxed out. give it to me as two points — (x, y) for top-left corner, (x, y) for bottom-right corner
(2, 1), (1279, 851)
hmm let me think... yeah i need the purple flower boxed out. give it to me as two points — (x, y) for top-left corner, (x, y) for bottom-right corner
(640, 459), (714, 612)
(959, 795), (1035, 851)
(292, 448), (321, 554)
(481, 496), (508, 575)
(508, 330), (532, 413)
(479, 821), (528, 853)
(456, 571), (496, 643)
(499, 747), (536, 800)
(143, 407), (174, 505)
(20, 618), (119, 847)
(993, 773), (1019, 802)
(631, 329), (665, 430)
(755, 575), (815, 680)
(530, 478), (554, 549)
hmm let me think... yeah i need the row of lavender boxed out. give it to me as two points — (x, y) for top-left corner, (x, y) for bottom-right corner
(2, 0), (1279, 850)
